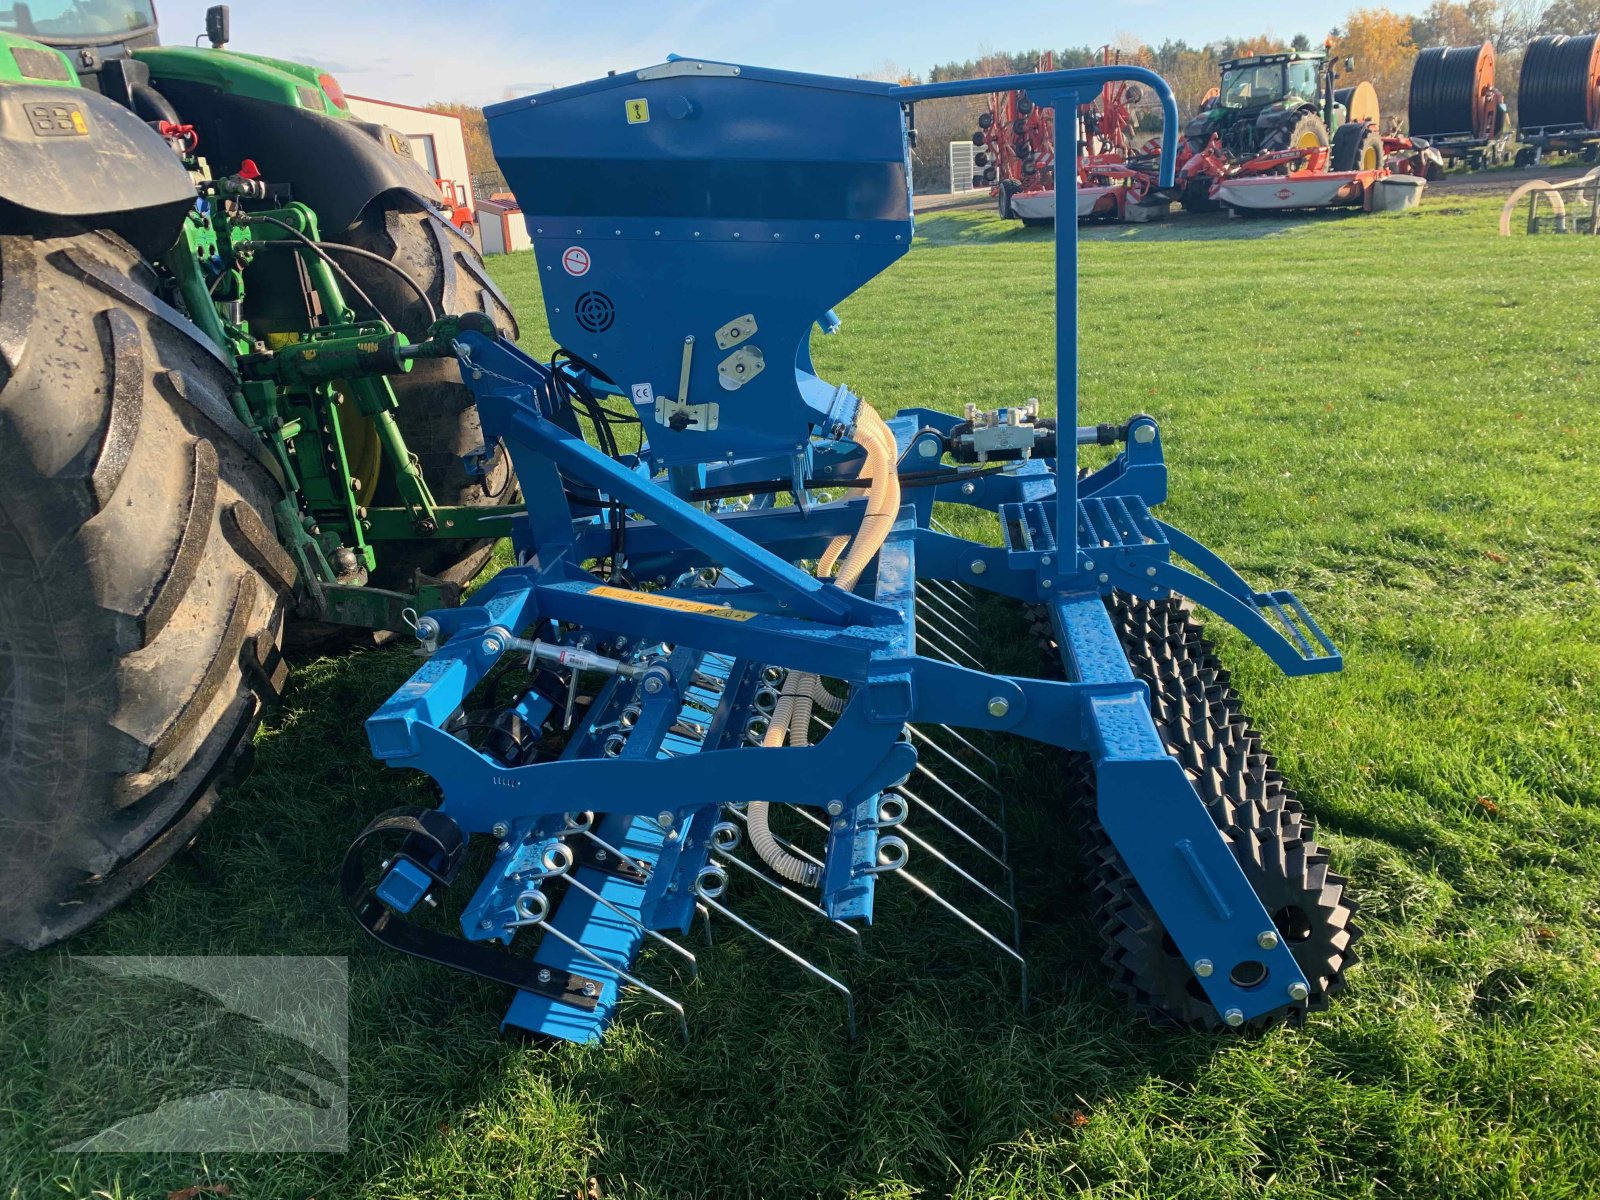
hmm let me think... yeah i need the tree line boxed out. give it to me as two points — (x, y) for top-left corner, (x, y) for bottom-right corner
(428, 0), (1600, 196)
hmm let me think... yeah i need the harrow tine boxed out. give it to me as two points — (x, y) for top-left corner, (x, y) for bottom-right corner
(558, 872), (700, 980)
(906, 726), (1002, 798)
(916, 599), (981, 650)
(810, 715), (1002, 837)
(695, 867), (857, 1040)
(909, 760), (1006, 837)
(914, 633), (978, 671)
(894, 823), (1015, 913)
(915, 620), (987, 670)
(929, 724), (1000, 771)
(893, 787), (1010, 875)
(923, 577), (978, 614)
(712, 851), (866, 952)
(510, 904), (690, 1043)
(890, 867), (1028, 1011)
(718, 806), (866, 953)
(696, 902), (714, 948)
(915, 584), (980, 634)
(559, 820), (656, 881)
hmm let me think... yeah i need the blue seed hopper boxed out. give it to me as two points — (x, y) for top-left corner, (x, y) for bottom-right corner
(346, 58), (1357, 1043)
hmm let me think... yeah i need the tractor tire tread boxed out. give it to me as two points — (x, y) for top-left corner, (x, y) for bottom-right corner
(0, 230), (289, 952)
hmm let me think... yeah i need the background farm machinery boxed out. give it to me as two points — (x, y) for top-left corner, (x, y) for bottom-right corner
(1175, 47), (1425, 215)
(1407, 42), (1511, 169)
(347, 58), (1358, 1044)
(974, 48), (1166, 224)
(971, 52), (1057, 221)
(1513, 32), (1600, 166)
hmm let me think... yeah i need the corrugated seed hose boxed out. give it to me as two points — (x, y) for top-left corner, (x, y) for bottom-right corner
(748, 408), (901, 886)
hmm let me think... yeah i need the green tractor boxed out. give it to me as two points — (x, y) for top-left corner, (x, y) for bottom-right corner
(1176, 47), (1384, 212)
(0, 2), (521, 950)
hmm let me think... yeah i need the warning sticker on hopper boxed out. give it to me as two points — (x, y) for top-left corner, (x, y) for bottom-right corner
(589, 586), (756, 621)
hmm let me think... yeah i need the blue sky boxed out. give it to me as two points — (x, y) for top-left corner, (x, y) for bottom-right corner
(156, 0), (1355, 106)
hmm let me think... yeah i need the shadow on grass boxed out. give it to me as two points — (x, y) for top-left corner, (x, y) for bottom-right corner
(292, 596), (1231, 1197)
(6, 599), (1242, 1199)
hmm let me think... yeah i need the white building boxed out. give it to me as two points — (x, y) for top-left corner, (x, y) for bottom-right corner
(475, 196), (531, 257)
(346, 96), (477, 241)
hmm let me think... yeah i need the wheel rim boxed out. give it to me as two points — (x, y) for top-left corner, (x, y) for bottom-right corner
(1362, 142), (1381, 171)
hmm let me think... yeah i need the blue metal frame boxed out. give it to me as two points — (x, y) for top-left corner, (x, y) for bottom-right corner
(361, 58), (1342, 1043)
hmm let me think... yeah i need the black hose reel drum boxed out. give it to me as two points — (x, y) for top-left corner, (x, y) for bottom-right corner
(1410, 42), (1501, 140)
(1518, 33), (1600, 134)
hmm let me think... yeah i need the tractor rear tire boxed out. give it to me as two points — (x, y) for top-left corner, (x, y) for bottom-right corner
(1330, 121), (1383, 172)
(1180, 178), (1220, 213)
(998, 178), (1021, 220)
(1274, 111), (1329, 156)
(333, 196), (520, 591)
(0, 231), (292, 951)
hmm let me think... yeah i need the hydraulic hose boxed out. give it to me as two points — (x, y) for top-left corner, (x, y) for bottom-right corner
(748, 672), (821, 886)
(832, 407), (902, 593)
(748, 406), (901, 885)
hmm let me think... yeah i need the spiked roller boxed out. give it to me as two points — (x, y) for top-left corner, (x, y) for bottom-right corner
(344, 56), (1357, 1042)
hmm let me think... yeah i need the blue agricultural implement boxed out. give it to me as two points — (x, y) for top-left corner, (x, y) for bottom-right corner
(344, 58), (1359, 1043)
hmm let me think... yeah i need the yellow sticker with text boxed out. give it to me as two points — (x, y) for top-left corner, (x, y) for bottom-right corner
(625, 98), (650, 124)
(590, 585), (755, 621)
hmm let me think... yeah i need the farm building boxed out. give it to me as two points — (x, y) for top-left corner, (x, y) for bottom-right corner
(347, 95), (477, 240)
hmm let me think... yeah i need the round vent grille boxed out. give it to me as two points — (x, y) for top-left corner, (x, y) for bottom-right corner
(574, 291), (615, 333)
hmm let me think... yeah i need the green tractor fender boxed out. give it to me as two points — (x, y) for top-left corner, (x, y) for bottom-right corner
(0, 33), (195, 257)
(135, 46), (441, 235)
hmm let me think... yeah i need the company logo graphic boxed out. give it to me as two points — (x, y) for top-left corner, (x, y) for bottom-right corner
(48, 956), (347, 1152)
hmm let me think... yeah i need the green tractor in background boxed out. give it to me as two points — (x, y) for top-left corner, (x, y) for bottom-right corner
(1176, 46), (1385, 212)
(0, 2), (521, 950)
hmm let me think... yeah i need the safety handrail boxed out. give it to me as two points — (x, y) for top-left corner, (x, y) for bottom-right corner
(892, 66), (1179, 189)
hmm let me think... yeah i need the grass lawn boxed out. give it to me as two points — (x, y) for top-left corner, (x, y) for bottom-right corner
(5, 194), (1599, 1200)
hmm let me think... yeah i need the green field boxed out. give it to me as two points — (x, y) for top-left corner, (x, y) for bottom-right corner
(6, 195), (1600, 1200)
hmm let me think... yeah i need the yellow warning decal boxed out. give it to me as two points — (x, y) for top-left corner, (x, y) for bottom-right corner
(590, 585), (756, 621)
(625, 98), (650, 124)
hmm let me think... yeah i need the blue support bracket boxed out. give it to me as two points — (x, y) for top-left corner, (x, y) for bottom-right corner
(1052, 593), (1310, 1021)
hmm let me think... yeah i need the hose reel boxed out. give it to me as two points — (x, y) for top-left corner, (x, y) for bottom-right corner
(1409, 43), (1499, 140)
(1519, 33), (1600, 134)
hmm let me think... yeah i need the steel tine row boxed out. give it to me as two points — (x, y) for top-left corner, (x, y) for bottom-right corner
(905, 724), (1002, 799)
(919, 575), (972, 610)
(508, 893), (690, 1043)
(716, 808), (865, 953)
(890, 867), (1028, 1011)
(923, 722), (1001, 771)
(811, 713), (1004, 850)
(907, 756), (1006, 838)
(694, 866), (858, 1040)
(558, 871), (700, 980)
(786, 801), (1025, 1013)
(893, 822), (1015, 914)
(915, 583), (980, 636)
(787, 801), (1025, 1008)
(894, 785), (1010, 875)
(557, 816), (656, 881)
(916, 596), (981, 650)
(922, 576), (978, 616)
(915, 619), (987, 670)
